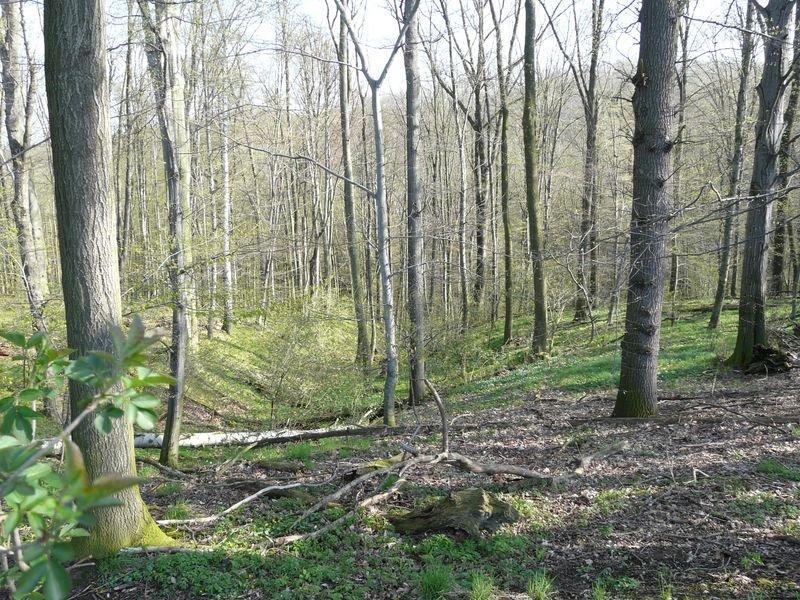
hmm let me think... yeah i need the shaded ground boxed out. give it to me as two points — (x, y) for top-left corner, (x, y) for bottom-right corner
(71, 371), (800, 599)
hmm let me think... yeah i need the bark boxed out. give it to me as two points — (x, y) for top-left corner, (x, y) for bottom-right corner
(489, 0), (514, 345)
(523, 0), (548, 354)
(405, 0), (426, 405)
(140, 0), (192, 467)
(221, 117), (234, 334)
(43, 0), (170, 556)
(709, 1), (754, 329)
(336, 0), (370, 366)
(731, 0), (795, 368)
(770, 3), (800, 295)
(613, 0), (678, 417)
(1, 0), (49, 330)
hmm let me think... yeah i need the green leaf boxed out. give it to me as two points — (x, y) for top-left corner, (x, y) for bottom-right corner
(131, 393), (161, 410)
(18, 388), (46, 403)
(63, 440), (89, 488)
(17, 405), (45, 419)
(2, 509), (20, 536)
(0, 329), (27, 348)
(14, 560), (47, 598)
(0, 434), (20, 449)
(26, 332), (47, 349)
(91, 475), (142, 495)
(12, 413), (33, 444)
(0, 395), (15, 412)
(134, 408), (157, 430)
(43, 559), (71, 600)
(23, 544), (46, 563)
(134, 367), (175, 386)
(94, 413), (112, 435)
(50, 543), (73, 563)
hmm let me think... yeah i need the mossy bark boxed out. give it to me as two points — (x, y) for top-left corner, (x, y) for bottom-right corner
(44, 0), (172, 558)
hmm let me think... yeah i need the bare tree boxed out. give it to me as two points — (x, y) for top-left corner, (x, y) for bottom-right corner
(524, 0), (548, 355)
(139, 0), (192, 467)
(405, 0), (426, 404)
(613, 0), (678, 417)
(730, 0), (796, 368)
(709, 1), (754, 329)
(1, 0), (49, 331)
(332, 0), (421, 425)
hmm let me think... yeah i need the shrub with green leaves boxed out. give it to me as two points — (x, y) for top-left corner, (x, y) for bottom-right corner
(0, 317), (171, 599)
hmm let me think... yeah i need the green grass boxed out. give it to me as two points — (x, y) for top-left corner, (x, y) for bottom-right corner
(527, 569), (555, 599)
(469, 571), (497, 600)
(418, 564), (453, 600)
(164, 500), (190, 521)
(757, 458), (800, 481)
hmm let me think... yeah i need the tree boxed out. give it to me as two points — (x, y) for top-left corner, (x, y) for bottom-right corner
(730, 0), (796, 368)
(332, 0), (421, 425)
(334, 0), (370, 367)
(489, 0), (520, 345)
(524, 0), (548, 355)
(539, 0), (606, 323)
(1, 0), (49, 331)
(709, 1), (755, 329)
(43, 0), (171, 555)
(613, 0), (678, 418)
(139, 0), (193, 466)
(405, 0), (426, 405)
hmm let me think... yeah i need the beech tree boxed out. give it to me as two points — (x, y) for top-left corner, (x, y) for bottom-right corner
(1, 0), (49, 331)
(524, 0), (548, 355)
(613, 0), (678, 417)
(730, 0), (796, 368)
(44, 0), (170, 555)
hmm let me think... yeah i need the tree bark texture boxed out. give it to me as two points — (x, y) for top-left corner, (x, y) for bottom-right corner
(404, 1), (426, 405)
(43, 0), (169, 556)
(731, 0), (795, 368)
(709, 1), (754, 329)
(1, 0), (49, 330)
(524, 0), (548, 355)
(613, 0), (678, 417)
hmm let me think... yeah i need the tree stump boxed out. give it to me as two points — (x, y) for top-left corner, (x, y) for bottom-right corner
(390, 488), (519, 537)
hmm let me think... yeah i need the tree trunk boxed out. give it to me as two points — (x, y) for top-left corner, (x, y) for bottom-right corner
(709, 1), (754, 329)
(613, 0), (678, 417)
(336, 1), (370, 367)
(43, 0), (170, 556)
(489, 0), (514, 345)
(221, 117), (234, 334)
(770, 3), (800, 295)
(523, 0), (548, 355)
(140, 0), (192, 467)
(1, 0), (49, 331)
(404, 1), (426, 405)
(730, 0), (795, 368)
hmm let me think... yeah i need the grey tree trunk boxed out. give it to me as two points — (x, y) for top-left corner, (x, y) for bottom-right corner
(1, 0), (49, 330)
(404, 0), (426, 405)
(523, 0), (548, 355)
(489, 0), (515, 345)
(709, 1), (754, 329)
(336, 2), (370, 367)
(221, 118), (234, 335)
(770, 3), (800, 295)
(731, 0), (795, 368)
(613, 0), (678, 418)
(140, 0), (192, 467)
(43, 0), (170, 556)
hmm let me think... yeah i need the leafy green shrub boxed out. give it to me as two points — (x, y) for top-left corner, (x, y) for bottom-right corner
(0, 318), (171, 599)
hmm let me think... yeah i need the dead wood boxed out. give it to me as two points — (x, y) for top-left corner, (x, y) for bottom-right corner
(570, 414), (800, 426)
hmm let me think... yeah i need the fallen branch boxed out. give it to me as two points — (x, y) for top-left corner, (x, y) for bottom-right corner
(136, 456), (191, 479)
(570, 414), (800, 427)
(158, 473), (338, 527)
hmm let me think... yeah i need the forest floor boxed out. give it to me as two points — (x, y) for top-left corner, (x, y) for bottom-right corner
(72, 368), (800, 599)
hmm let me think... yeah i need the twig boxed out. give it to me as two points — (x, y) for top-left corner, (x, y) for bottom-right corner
(136, 456), (191, 479)
(424, 379), (449, 453)
(215, 441), (258, 475)
(157, 474), (338, 527)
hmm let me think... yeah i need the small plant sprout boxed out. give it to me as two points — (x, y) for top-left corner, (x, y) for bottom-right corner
(527, 569), (555, 599)
(419, 563), (453, 600)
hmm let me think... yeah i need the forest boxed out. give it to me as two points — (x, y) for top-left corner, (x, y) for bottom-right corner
(0, 0), (799, 598)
